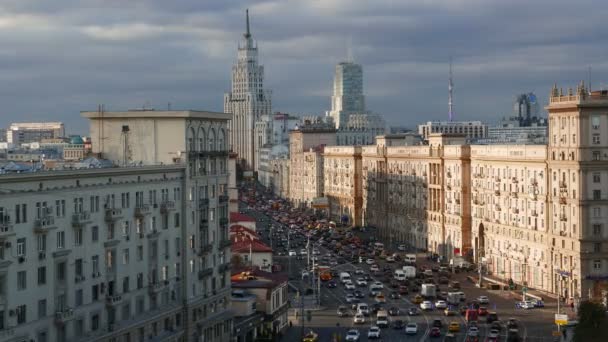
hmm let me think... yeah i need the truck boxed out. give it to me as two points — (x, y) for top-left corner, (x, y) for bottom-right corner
(421, 283), (437, 298)
(402, 266), (416, 279)
(447, 292), (462, 306)
(450, 256), (472, 269)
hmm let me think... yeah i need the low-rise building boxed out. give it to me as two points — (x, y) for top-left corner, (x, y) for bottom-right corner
(418, 121), (488, 141)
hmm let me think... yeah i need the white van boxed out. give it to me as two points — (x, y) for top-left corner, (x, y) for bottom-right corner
(394, 270), (406, 281)
(356, 303), (370, 316)
(402, 266), (416, 279)
(404, 254), (417, 264)
(339, 272), (351, 284)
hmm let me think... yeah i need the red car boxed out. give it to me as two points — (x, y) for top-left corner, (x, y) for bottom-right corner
(477, 307), (488, 316)
(430, 327), (442, 337)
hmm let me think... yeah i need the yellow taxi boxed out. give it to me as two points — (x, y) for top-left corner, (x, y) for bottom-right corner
(412, 295), (423, 304)
(448, 322), (460, 332)
(302, 330), (318, 342)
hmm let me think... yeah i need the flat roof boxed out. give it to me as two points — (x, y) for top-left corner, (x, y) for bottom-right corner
(81, 110), (231, 120)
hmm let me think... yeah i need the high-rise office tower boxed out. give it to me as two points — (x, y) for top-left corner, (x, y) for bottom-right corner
(326, 62), (365, 129)
(224, 9), (272, 171)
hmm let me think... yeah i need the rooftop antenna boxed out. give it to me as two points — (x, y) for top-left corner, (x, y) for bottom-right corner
(448, 57), (454, 122)
(244, 9), (251, 39)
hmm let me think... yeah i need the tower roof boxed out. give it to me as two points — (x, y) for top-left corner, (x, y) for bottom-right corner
(244, 9), (251, 39)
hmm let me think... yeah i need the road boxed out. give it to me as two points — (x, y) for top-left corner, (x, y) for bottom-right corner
(240, 200), (560, 342)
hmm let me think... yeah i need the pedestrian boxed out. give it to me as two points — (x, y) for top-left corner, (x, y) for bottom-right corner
(570, 301), (574, 311)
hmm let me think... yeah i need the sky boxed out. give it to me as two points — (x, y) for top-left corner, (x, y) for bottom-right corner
(0, 0), (607, 134)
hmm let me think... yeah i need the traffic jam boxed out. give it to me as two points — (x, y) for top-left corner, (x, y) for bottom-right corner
(241, 184), (543, 342)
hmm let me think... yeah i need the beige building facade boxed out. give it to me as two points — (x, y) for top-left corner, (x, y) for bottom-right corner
(323, 146), (363, 226)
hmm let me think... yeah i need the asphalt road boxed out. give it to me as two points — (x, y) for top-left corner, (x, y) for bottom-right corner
(240, 202), (559, 342)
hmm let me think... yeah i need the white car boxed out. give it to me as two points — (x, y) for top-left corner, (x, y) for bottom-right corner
(519, 300), (535, 309)
(435, 300), (448, 309)
(405, 322), (418, 335)
(345, 281), (356, 290)
(345, 329), (361, 341)
(385, 256), (395, 263)
(488, 329), (500, 338)
(345, 294), (356, 303)
(370, 264), (380, 272)
(288, 250), (297, 256)
(398, 244), (407, 251)
(372, 281), (384, 289)
(477, 296), (489, 304)
(300, 249), (307, 255)
(356, 278), (368, 286)
(353, 313), (365, 324)
(366, 258), (375, 265)
(468, 326), (479, 336)
(355, 269), (365, 275)
(420, 301), (434, 310)
(367, 326), (381, 339)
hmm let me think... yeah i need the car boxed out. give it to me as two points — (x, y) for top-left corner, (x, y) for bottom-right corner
(408, 307), (420, 316)
(490, 321), (502, 332)
(444, 307), (457, 316)
(356, 303), (370, 316)
(449, 281), (461, 290)
(345, 329), (360, 341)
(388, 306), (400, 316)
(354, 268), (364, 275)
(412, 295), (424, 304)
(353, 313), (365, 324)
(457, 291), (466, 301)
(448, 322), (461, 332)
(288, 250), (297, 256)
(369, 288), (381, 297)
(356, 278), (368, 286)
(390, 291), (401, 299)
(531, 298), (545, 307)
(488, 329), (500, 338)
(370, 264), (380, 272)
(432, 319), (443, 328)
(302, 330), (319, 342)
(468, 326), (479, 336)
(477, 296), (489, 304)
(345, 294), (356, 303)
(424, 269), (433, 276)
(337, 305), (349, 317)
(517, 300), (535, 309)
(367, 326), (381, 339)
(398, 285), (409, 295)
(477, 306), (488, 316)
(507, 318), (518, 329)
(375, 293), (386, 303)
(390, 280), (400, 288)
(326, 280), (337, 288)
(300, 249), (308, 255)
(366, 258), (375, 265)
(345, 282), (356, 290)
(430, 327), (442, 338)
(420, 301), (433, 310)
(354, 290), (365, 298)
(392, 319), (405, 329)
(435, 300), (448, 309)
(405, 322), (418, 335)
(372, 281), (384, 289)
(370, 303), (383, 315)
(386, 256), (395, 263)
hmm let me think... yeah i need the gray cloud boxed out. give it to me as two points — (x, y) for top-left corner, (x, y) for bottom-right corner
(0, 0), (607, 133)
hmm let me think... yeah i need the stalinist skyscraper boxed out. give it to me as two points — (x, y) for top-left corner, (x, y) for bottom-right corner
(224, 9), (272, 171)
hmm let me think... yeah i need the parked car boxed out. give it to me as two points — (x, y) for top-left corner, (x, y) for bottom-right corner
(435, 300), (448, 309)
(448, 322), (461, 332)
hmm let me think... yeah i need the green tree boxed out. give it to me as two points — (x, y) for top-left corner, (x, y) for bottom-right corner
(573, 300), (608, 342)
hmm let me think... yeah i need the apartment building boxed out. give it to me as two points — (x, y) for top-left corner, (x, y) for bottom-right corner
(288, 123), (336, 207)
(0, 110), (233, 342)
(268, 157), (290, 199)
(323, 146), (363, 226)
(7, 122), (65, 145)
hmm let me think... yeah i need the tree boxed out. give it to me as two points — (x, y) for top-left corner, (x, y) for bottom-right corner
(573, 300), (608, 342)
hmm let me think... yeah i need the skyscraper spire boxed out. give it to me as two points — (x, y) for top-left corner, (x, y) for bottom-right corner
(448, 57), (454, 122)
(244, 9), (251, 39)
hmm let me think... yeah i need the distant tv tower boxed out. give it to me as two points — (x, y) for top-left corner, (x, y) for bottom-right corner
(448, 57), (454, 122)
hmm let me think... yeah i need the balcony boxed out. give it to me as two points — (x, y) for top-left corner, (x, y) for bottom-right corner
(446, 172), (452, 179)
(530, 178), (538, 186)
(134, 205), (151, 217)
(148, 281), (168, 295)
(198, 267), (213, 279)
(34, 216), (57, 233)
(146, 229), (161, 239)
(104, 208), (123, 222)
(531, 210), (538, 217)
(219, 239), (232, 249)
(71, 211), (91, 227)
(0, 217), (15, 238)
(218, 195), (229, 203)
(160, 201), (175, 214)
(559, 181), (567, 189)
(559, 197), (568, 205)
(560, 214), (568, 222)
(199, 198), (210, 209)
(105, 295), (123, 307)
(494, 177), (501, 183)
(206, 150), (229, 157)
(198, 243), (213, 256)
(54, 308), (74, 325)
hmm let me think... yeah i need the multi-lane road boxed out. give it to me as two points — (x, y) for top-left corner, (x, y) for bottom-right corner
(242, 203), (560, 342)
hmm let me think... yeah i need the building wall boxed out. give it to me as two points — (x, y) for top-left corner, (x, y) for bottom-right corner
(323, 146), (362, 226)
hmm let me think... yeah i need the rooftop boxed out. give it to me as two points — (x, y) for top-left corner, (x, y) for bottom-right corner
(81, 109), (231, 120)
(232, 239), (272, 253)
(230, 212), (256, 223)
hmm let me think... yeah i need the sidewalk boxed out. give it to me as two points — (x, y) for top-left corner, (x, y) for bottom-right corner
(471, 273), (558, 302)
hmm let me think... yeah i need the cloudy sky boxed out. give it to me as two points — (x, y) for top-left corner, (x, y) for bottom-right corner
(1, 0), (607, 134)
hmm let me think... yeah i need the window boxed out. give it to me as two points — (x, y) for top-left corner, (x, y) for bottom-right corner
(17, 271), (27, 290)
(92, 255), (99, 275)
(123, 277), (130, 293)
(593, 190), (602, 200)
(57, 262), (66, 281)
(38, 266), (46, 285)
(174, 213), (180, 228)
(123, 248), (130, 265)
(162, 266), (169, 281)
(91, 313), (100, 331)
(593, 172), (601, 183)
(38, 299), (46, 319)
(92, 284), (99, 301)
(55, 200), (66, 217)
(37, 235), (46, 252)
(75, 319), (84, 337)
(16, 305), (26, 324)
(17, 238), (26, 256)
(92, 226), (99, 242)
(594, 243), (602, 253)
(593, 133), (601, 144)
(75, 259), (83, 277)
(122, 221), (130, 236)
(57, 231), (65, 249)
(75, 228), (83, 246)
(137, 245), (143, 261)
(75, 289), (83, 306)
(137, 273), (144, 289)
(15, 203), (27, 223)
(594, 259), (602, 270)
(593, 151), (601, 161)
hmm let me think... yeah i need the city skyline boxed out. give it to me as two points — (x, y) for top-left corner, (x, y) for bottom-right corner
(0, 0), (607, 133)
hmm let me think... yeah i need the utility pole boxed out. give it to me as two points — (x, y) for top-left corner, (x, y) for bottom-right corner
(287, 229), (292, 281)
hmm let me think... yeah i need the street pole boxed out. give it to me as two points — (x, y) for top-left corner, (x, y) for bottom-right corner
(287, 230), (291, 281)
(478, 260), (483, 288)
(557, 275), (561, 333)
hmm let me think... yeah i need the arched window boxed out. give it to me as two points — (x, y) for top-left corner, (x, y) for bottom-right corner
(218, 129), (226, 151)
(208, 128), (216, 151)
(188, 127), (196, 151)
(198, 128), (206, 151)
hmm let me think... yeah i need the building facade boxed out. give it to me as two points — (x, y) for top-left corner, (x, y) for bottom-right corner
(418, 121), (488, 141)
(224, 10), (272, 171)
(269, 157), (290, 199)
(323, 146), (363, 226)
(7, 122), (65, 145)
